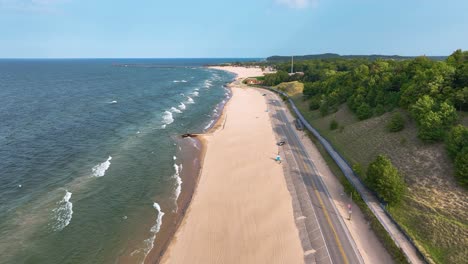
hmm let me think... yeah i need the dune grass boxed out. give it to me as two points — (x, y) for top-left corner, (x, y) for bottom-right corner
(291, 94), (468, 264)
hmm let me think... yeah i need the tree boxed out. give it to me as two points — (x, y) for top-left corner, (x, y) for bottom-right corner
(366, 155), (406, 206)
(387, 112), (405, 132)
(454, 147), (468, 187)
(446, 125), (468, 159)
(356, 103), (372, 120)
(410, 96), (458, 141)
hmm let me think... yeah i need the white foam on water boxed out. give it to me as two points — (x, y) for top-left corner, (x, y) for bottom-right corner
(173, 156), (176, 160)
(178, 102), (186, 110)
(162, 111), (174, 125)
(191, 91), (199, 97)
(92, 156), (112, 177)
(170, 107), (182, 114)
(51, 190), (73, 231)
(186, 97), (194, 104)
(181, 80), (187, 83)
(174, 163), (183, 200)
(194, 88), (199, 91)
(161, 124), (166, 129)
(109, 100), (118, 104)
(204, 120), (215, 130)
(204, 80), (213, 88)
(142, 202), (165, 262)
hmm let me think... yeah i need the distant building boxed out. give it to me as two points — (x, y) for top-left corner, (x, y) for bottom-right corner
(244, 78), (263, 85)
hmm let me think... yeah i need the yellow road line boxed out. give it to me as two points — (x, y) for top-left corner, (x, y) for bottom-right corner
(298, 155), (349, 264)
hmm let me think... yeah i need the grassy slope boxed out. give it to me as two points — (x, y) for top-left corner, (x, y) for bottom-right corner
(274, 81), (304, 97)
(291, 95), (468, 264)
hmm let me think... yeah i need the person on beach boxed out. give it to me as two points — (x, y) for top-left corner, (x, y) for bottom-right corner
(276, 154), (282, 164)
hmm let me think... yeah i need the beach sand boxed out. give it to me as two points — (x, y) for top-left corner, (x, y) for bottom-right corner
(161, 70), (304, 263)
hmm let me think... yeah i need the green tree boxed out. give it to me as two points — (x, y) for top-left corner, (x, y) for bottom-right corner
(410, 96), (457, 141)
(356, 103), (372, 120)
(329, 119), (338, 130)
(366, 155), (406, 206)
(446, 125), (468, 159)
(454, 147), (468, 187)
(387, 112), (405, 132)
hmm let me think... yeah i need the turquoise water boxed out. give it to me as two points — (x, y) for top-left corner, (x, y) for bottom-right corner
(0, 59), (246, 263)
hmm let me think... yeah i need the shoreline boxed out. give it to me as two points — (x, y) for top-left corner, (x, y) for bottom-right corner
(143, 69), (236, 264)
(160, 66), (304, 263)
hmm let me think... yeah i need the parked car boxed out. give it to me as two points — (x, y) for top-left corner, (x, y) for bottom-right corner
(294, 119), (304, 131)
(277, 140), (286, 146)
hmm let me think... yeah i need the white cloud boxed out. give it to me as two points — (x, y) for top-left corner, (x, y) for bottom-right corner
(276, 0), (318, 9)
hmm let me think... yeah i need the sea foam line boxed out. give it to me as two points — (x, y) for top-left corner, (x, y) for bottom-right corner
(51, 190), (73, 231)
(92, 156), (112, 177)
(142, 202), (165, 262)
(161, 111), (174, 128)
(173, 163), (183, 207)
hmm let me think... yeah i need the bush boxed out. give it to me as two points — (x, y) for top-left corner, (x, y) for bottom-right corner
(387, 112), (405, 132)
(366, 155), (406, 206)
(352, 163), (363, 176)
(445, 125), (468, 159)
(454, 147), (468, 187)
(375, 104), (386, 116)
(356, 103), (373, 120)
(320, 100), (329, 116)
(329, 119), (338, 130)
(309, 96), (321, 110)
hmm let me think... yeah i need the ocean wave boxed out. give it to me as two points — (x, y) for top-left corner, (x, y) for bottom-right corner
(92, 156), (112, 177)
(191, 91), (199, 97)
(173, 163), (183, 209)
(109, 100), (118, 104)
(51, 190), (73, 231)
(173, 80), (187, 83)
(170, 106), (182, 114)
(162, 111), (174, 125)
(204, 120), (215, 130)
(178, 102), (186, 110)
(142, 202), (165, 261)
(204, 80), (213, 88)
(186, 96), (194, 104)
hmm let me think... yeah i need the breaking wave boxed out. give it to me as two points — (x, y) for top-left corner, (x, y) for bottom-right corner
(186, 96), (194, 104)
(162, 111), (174, 125)
(92, 156), (112, 177)
(178, 102), (186, 110)
(142, 202), (165, 261)
(51, 190), (73, 231)
(170, 107), (182, 114)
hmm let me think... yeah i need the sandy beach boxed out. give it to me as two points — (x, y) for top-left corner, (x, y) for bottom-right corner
(161, 67), (304, 264)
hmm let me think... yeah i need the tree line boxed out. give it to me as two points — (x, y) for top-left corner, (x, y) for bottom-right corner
(263, 50), (468, 187)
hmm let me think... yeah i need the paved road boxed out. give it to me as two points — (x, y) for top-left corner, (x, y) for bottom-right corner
(262, 89), (363, 264)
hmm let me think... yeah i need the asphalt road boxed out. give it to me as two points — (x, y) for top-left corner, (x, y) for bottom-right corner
(262, 89), (363, 264)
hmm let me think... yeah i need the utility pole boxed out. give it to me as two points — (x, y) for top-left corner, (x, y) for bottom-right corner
(291, 56), (294, 74)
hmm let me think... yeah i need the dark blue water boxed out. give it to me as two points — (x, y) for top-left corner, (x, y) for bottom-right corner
(0, 59), (251, 263)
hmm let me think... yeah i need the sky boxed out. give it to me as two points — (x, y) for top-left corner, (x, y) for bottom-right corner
(0, 0), (467, 58)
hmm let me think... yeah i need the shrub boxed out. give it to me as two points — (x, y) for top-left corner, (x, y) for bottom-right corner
(356, 103), (373, 120)
(375, 104), (386, 116)
(320, 100), (329, 116)
(329, 119), (338, 130)
(352, 163), (363, 176)
(445, 125), (468, 159)
(387, 112), (405, 132)
(309, 96), (321, 110)
(454, 147), (468, 187)
(366, 155), (406, 206)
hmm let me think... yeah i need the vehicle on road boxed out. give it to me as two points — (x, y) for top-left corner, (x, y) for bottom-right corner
(294, 119), (304, 131)
(277, 140), (286, 146)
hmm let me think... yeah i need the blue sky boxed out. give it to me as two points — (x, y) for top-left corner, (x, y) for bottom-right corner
(0, 0), (467, 58)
